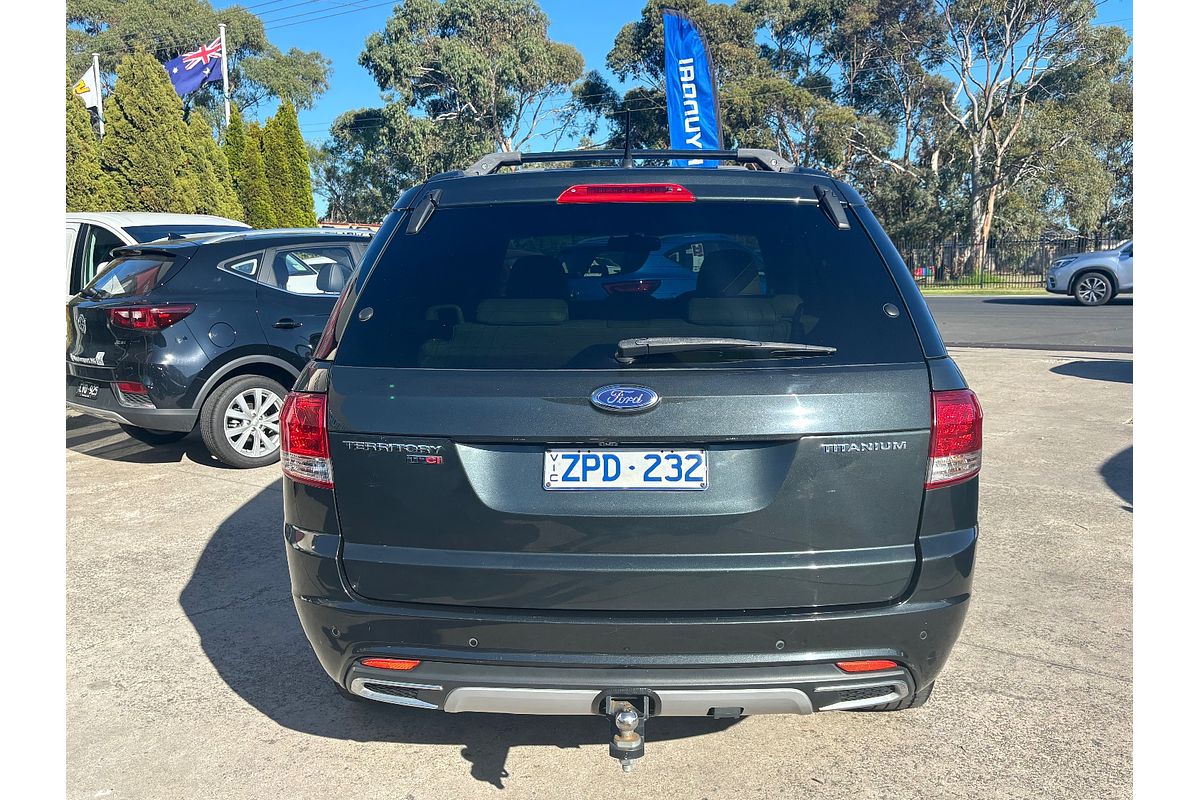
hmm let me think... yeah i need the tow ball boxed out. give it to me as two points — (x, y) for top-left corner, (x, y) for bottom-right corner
(605, 695), (651, 773)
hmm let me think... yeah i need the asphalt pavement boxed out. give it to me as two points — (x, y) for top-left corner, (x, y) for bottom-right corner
(65, 346), (1132, 800)
(925, 294), (1132, 352)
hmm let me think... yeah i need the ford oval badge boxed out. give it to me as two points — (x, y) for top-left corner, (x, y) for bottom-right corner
(590, 385), (660, 413)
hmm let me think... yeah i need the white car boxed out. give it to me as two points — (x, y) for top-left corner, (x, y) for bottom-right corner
(1045, 239), (1132, 306)
(66, 212), (250, 298)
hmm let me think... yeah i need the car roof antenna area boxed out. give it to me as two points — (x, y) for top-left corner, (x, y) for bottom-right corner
(621, 109), (634, 168)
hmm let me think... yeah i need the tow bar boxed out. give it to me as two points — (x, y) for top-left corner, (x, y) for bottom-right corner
(605, 695), (651, 773)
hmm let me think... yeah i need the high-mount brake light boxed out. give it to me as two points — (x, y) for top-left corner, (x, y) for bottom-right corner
(926, 389), (983, 489)
(107, 304), (196, 331)
(280, 392), (333, 489)
(557, 183), (695, 203)
(603, 279), (662, 296)
(835, 659), (899, 673)
(360, 658), (421, 671)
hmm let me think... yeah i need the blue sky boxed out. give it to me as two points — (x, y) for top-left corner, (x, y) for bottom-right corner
(217, 0), (655, 138)
(214, 0), (1132, 212)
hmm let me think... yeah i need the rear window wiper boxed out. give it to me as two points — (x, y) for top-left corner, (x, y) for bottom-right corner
(615, 336), (836, 364)
(78, 287), (108, 300)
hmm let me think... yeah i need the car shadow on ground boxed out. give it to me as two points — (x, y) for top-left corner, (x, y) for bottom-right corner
(981, 296), (1133, 306)
(179, 485), (738, 787)
(66, 414), (231, 468)
(1049, 359), (1133, 384)
(1100, 446), (1133, 511)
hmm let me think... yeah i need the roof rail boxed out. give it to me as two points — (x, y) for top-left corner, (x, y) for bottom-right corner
(201, 227), (375, 245)
(462, 148), (799, 177)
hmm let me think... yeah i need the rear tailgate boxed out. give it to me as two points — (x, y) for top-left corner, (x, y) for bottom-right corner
(324, 190), (932, 613)
(67, 251), (181, 370)
(329, 365), (930, 612)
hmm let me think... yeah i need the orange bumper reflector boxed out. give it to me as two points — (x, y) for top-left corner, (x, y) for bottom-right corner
(360, 658), (421, 671)
(835, 659), (898, 673)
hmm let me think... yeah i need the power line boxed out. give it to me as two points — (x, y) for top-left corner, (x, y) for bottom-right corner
(265, 0), (397, 31)
(81, 1), (393, 58)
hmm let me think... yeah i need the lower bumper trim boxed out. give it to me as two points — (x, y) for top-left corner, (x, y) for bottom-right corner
(349, 677), (442, 709)
(440, 686), (817, 716)
(66, 401), (133, 426)
(343, 660), (911, 717)
(66, 401), (198, 433)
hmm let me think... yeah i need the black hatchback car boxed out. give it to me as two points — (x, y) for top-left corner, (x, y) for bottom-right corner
(66, 228), (371, 467)
(280, 149), (981, 770)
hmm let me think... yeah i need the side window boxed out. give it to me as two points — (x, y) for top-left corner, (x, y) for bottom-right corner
(266, 246), (355, 295)
(220, 255), (260, 278)
(1121, 244), (1132, 258)
(80, 225), (125, 289)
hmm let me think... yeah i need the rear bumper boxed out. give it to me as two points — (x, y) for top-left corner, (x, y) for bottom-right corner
(66, 373), (197, 432)
(345, 660), (913, 716)
(285, 522), (976, 713)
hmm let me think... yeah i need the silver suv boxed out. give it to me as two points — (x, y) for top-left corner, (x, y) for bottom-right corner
(1046, 240), (1132, 306)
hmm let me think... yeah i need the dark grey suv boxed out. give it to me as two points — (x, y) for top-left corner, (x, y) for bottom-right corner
(281, 149), (981, 770)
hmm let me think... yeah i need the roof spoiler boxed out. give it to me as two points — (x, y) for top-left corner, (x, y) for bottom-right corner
(462, 148), (822, 177)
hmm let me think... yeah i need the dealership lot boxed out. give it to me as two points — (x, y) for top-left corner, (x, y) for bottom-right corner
(66, 347), (1131, 800)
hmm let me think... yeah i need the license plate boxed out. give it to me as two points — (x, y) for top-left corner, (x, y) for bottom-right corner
(543, 449), (708, 491)
(76, 382), (99, 399)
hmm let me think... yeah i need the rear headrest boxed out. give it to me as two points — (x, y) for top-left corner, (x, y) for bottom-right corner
(697, 249), (759, 297)
(476, 298), (568, 325)
(506, 255), (567, 299)
(687, 297), (781, 326)
(316, 262), (350, 293)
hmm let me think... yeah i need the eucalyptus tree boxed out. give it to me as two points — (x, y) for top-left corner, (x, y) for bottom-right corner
(359, 0), (586, 153)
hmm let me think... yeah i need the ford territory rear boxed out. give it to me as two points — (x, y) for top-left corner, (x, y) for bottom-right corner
(280, 149), (981, 768)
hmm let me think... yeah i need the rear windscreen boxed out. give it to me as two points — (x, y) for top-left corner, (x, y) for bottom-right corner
(87, 255), (174, 298)
(335, 201), (922, 369)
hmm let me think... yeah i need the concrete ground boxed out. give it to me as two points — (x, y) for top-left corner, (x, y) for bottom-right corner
(66, 348), (1132, 800)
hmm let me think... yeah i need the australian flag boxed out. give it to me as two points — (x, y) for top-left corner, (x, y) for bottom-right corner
(163, 37), (223, 97)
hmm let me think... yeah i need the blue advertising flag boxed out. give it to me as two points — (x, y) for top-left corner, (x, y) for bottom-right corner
(163, 37), (224, 98)
(662, 8), (723, 167)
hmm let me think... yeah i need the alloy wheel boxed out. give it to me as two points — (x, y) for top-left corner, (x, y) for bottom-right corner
(1076, 275), (1110, 305)
(222, 387), (283, 458)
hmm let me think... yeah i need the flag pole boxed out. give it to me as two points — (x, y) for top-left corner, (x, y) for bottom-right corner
(92, 52), (105, 138)
(218, 23), (231, 126)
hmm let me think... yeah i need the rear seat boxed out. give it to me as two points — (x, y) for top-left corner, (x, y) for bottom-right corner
(418, 294), (809, 368)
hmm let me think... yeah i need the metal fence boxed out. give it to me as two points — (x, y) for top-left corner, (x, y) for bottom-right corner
(894, 237), (1124, 289)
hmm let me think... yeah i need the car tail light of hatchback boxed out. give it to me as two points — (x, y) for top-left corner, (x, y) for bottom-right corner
(926, 389), (983, 489)
(107, 304), (196, 331)
(281, 392), (333, 489)
(603, 279), (662, 296)
(557, 183), (695, 203)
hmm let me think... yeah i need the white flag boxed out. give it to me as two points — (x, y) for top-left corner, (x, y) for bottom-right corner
(72, 64), (100, 109)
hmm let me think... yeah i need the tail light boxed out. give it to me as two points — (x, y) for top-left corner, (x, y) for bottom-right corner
(557, 183), (695, 203)
(280, 392), (333, 489)
(926, 389), (983, 489)
(836, 659), (899, 673)
(603, 279), (661, 296)
(107, 304), (196, 331)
